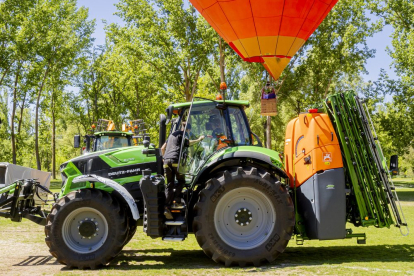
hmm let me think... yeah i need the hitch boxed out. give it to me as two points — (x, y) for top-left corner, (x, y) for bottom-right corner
(346, 229), (366, 244)
(0, 179), (54, 226)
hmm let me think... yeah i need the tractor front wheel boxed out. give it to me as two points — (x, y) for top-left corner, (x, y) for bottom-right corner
(45, 189), (127, 269)
(193, 166), (294, 266)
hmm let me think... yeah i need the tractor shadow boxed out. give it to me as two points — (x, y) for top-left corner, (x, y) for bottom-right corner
(396, 189), (414, 201)
(107, 244), (414, 270)
(12, 244), (413, 270)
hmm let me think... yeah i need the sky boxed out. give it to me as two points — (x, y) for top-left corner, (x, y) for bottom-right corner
(77, 0), (397, 83)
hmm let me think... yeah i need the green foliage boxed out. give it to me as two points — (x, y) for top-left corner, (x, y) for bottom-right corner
(0, 0), (94, 172)
(364, 1), (414, 170)
(0, 0), (412, 178)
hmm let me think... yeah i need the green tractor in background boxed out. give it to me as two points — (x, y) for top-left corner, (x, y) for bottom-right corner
(75, 118), (148, 153)
(0, 93), (407, 269)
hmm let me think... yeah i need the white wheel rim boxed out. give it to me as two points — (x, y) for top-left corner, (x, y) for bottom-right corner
(62, 207), (109, 254)
(214, 187), (276, 250)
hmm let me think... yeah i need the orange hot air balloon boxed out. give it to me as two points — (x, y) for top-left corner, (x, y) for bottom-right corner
(190, 0), (338, 80)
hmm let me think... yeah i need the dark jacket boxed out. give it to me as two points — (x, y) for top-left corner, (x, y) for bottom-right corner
(163, 130), (189, 161)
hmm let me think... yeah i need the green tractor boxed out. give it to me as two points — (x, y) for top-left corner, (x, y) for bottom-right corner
(0, 93), (407, 269)
(51, 98), (292, 268)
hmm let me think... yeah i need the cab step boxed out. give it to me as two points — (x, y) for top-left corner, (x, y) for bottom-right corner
(165, 220), (185, 226)
(171, 204), (186, 210)
(162, 236), (186, 241)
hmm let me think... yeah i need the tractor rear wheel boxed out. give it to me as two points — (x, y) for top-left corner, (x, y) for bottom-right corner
(45, 189), (127, 269)
(193, 166), (294, 266)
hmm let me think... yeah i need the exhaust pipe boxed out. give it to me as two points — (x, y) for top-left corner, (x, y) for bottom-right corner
(159, 114), (167, 148)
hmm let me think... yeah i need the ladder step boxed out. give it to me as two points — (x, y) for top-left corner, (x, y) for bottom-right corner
(165, 220), (185, 226)
(171, 205), (186, 210)
(162, 236), (185, 241)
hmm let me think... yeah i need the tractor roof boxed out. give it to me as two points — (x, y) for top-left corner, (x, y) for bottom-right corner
(94, 131), (133, 136)
(170, 100), (250, 110)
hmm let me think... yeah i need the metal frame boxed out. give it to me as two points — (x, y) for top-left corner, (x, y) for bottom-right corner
(325, 91), (408, 233)
(0, 180), (53, 226)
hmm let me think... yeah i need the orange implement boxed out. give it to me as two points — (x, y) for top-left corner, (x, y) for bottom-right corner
(284, 112), (343, 187)
(190, 0), (338, 79)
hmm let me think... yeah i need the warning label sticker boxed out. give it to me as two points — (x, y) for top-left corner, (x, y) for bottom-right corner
(323, 152), (332, 163)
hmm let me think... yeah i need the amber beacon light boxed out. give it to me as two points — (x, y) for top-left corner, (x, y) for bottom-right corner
(190, 0), (338, 80)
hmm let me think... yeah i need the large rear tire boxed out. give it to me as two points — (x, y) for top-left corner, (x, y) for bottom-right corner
(193, 166), (294, 266)
(45, 189), (127, 269)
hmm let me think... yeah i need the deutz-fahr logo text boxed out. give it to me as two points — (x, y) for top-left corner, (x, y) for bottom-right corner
(108, 168), (141, 177)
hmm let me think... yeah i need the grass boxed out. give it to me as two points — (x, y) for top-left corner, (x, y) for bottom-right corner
(392, 177), (414, 188)
(102, 188), (414, 275)
(1, 183), (413, 275)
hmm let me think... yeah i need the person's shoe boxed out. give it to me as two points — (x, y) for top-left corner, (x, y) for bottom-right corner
(164, 207), (173, 220)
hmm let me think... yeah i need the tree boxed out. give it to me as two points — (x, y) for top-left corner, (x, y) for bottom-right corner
(367, 0), (414, 164)
(115, 0), (215, 102)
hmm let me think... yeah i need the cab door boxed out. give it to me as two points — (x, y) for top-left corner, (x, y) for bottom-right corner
(177, 102), (226, 179)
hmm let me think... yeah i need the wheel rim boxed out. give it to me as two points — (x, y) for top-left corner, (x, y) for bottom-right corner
(214, 187), (276, 250)
(62, 207), (109, 254)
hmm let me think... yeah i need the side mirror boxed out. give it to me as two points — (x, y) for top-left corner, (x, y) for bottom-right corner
(390, 155), (399, 176)
(143, 136), (151, 148)
(74, 135), (81, 148)
(143, 140), (150, 148)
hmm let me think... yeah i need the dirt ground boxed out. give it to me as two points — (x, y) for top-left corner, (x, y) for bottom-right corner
(0, 223), (64, 276)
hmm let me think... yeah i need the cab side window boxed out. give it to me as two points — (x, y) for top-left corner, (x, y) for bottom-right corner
(228, 107), (250, 146)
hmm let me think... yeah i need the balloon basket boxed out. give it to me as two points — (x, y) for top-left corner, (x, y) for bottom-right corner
(261, 98), (277, 116)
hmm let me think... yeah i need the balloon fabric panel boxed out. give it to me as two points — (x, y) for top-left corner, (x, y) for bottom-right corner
(190, 0), (338, 80)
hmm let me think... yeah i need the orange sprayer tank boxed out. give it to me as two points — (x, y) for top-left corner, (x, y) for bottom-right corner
(284, 111), (343, 187)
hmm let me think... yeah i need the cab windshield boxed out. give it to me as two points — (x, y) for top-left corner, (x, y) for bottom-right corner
(94, 135), (131, 151)
(178, 102), (251, 176)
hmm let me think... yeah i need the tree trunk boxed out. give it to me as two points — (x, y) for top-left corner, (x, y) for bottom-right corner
(35, 65), (50, 171)
(135, 81), (140, 118)
(266, 75), (272, 149)
(266, 116), (272, 149)
(219, 38), (225, 83)
(17, 94), (26, 135)
(190, 68), (201, 100)
(93, 74), (99, 123)
(296, 100), (301, 116)
(0, 65), (10, 87)
(51, 91), (56, 179)
(15, 93), (27, 157)
(11, 67), (20, 164)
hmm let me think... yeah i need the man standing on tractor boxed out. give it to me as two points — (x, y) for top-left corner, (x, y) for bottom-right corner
(161, 122), (204, 219)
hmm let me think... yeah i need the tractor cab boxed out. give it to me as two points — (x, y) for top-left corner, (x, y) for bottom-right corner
(74, 118), (148, 153)
(165, 99), (262, 178)
(93, 132), (133, 151)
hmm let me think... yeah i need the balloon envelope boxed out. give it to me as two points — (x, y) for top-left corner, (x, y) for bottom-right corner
(190, 0), (338, 79)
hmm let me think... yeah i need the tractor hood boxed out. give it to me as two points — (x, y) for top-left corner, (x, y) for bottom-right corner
(60, 146), (157, 179)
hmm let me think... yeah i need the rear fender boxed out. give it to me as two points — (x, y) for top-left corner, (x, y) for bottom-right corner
(193, 151), (287, 186)
(72, 174), (139, 220)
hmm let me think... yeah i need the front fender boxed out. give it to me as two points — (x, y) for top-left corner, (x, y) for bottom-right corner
(73, 174), (140, 220)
